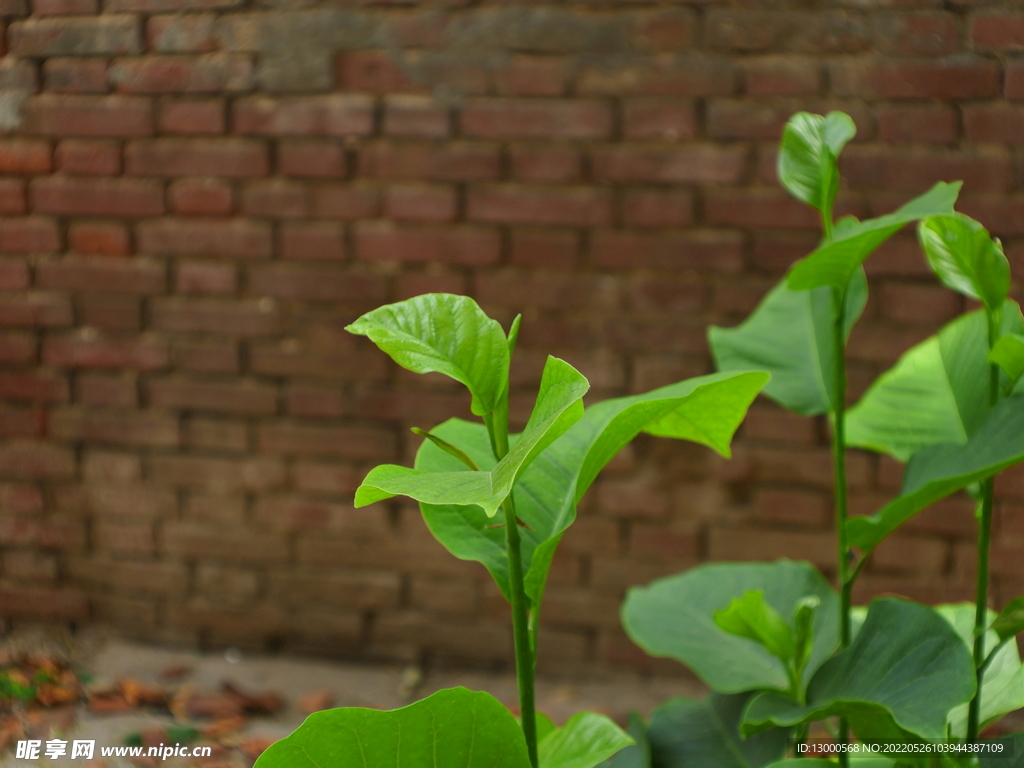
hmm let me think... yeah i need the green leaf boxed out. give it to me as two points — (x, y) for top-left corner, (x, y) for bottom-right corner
(992, 596), (1024, 642)
(710, 271), (867, 416)
(787, 182), (962, 292)
(253, 687), (531, 768)
(355, 356), (589, 517)
(990, 333), (1024, 391)
(765, 761), (896, 768)
(647, 693), (789, 768)
(845, 309), (1014, 461)
(980, 733), (1024, 768)
(714, 590), (795, 663)
(417, 371), (768, 604)
(346, 293), (510, 417)
(621, 561), (840, 693)
(792, 596), (820, 678)
(594, 713), (650, 768)
(919, 213), (1010, 312)
(777, 111), (856, 213)
(936, 603), (1024, 738)
(539, 711), (635, 768)
(743, 599), (976, 742)
(847, 394), (1024, 554)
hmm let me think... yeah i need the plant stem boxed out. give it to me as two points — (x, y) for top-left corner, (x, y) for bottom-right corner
(967, 320), (1002, 744)
(831, 287), (852, 767)
(504, 494), (539, 768)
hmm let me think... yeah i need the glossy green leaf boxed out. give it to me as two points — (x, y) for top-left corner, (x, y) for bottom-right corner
(991, 333), (1024, 391)
(647, 693), (789, 768)
(417, 371), (768, 604)
(777, 111), (856, 213)
(743, 599), (976, 742)
(937, 603), (1024, 738)
(792, 596), (819, 678)
(714, 590), (795, 662)
(594, 713), (649, 768)
(346, 293), (510, 417)
(253, 687), (531, 768)
(845, 309), (1020, 461)
(622, 561), (840, 693)
(847, 394), (1024, 554)
(539, 711), (635, 768)
(919, 213), (1010, 312)
(992, 596), (1024, 642)
(787, 182), (961, 292)
(355, 356), (589, 517)
(710, 271), (867, 416)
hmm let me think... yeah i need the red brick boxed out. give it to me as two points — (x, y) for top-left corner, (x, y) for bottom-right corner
(0, 371), (68, 402)
(42, 58), (107, 93)
(336, 49), (422, 93)
(382, 94), (448, 138)
(841, 146), (1013, 194)
(0, 140), (52, 174)
(175, 261), (234, 295)
(37, 256), (164, 293)
(280, 222), (345, 261)
(55, 139), (121, 175)
(0, 180), (25, 215)
(259, 421), (395, 461)
(31, 0), (97, 14)
(0, 586), (88, 620)
(707, 100), (797, 141)
(248, 341), (386, 381)
(834, 58), (1000, 99)
(136, 218), (272, 258)
(43, 335), (167, 370)
(0, 333), (36, 365)
(623, 98), (697, 141)
(78, 293), (140, 331)
(878, 104), (958, 144)
(147, 13), (218, 53)
(477, 272), (614, 312)
(878, 283), (962, 324)
(0, 441), (75, 478)
(358, 141), (500, 182)
(495, 55), (567, 97)
(173, 339), (237, 373)
(240, 179), (309, 219)
(578, 55), (736, 97)
(158, 98), (224, 134)
(461, 99), (612, 140)
(126, 138), (267, 177)
(509, 145), (580, 183)
(31, 176), (163, 217)
(152, 297), (278, 336)
(148, 377), (276, 415)
(50, 406), (178, 447)
(509, 228), (579, 269)
(971, 14), (1024, 50)
(355, 222), (500, 266)
(957, 198), (1024, 237)
(467, 185), (613, 226)
(395, 272), (467, 300)
(963, 104), (1024, 145)
(9, 16), (140, 57)
(384, 183), (457, 223)
(311, 184), (379, 220)
(0, 293), (72, 327)
(167, 177), (233, 216)
(233, 95), (374, 137)
(109, 54), (253, 94)
(591, 145), (748, 184)
(745, 56), (821, 96)
(751, 488), (829, 527)
(279, 140), (347, 178)
(248, 264), (387, 304)
(592, 229), (744, 273)
(876, 12), (961, 56)
(22, 95), (153, 137)
(706, 189), (830, 229)
(286, 384), (345, 418)
(0, 260), (29, 289)
(0, 218), (60, 254)
(76, 371), (136, 407)
(621, 189), (694, 228)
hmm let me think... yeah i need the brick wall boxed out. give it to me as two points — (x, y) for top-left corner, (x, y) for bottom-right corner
(2, 0), (1024, 673)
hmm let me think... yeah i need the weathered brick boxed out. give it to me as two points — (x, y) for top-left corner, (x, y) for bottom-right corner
(55, 139), (121, 175)
(705, 9), (870, 54)
(125, 137), (267, 177)
(745, 56), (821, 96)
(0, 441), (75, 478)
(461, 98), (612, 140)
(0, 140), (51, 176)
(9, 16), (141, 57)
(592, 229), (744, 273)
(354, 222), (501, 266)
(148, 377), (276, 415)
(833, 58), (1000, 99)
(233, 95), (374, 137)
(249, 264), (386, 304)
(621, 189), (694, 228)
(240, 179), (309, 218)
(382, 95), (448, 138)
(971, 14), (1024, 50)
(878, 104), (958, 144)
(22, 95), (153, 137)
(468, 185), (613, 226)
(149, 454), (284, 490)
(280, 221), (345, 261)
(42, 58), (106, 93)
(875, 11), (961, 56)
(50, 407), (179, 447)
(0, 371), (68, 402)
(31, 0), (97, 14)
(358, 141), (500, 182)
(278, 140), (347, 178)
(31, 176), (163, 217)
(591, 144), (748, 184)
(841, 146), (1013, 194)
(311, 184), (380, 220)
(111, 54), (253, 94)
(175, 260), (235, 294)
(0, 292), (72, 327)
(152, 297), (278, 336)
(158, 98), (224, 134)
(37, 256), (164, 293)
(384, 183), (457, 223)
(0, 179), (25, 214)
(0, 218), (60, 253)
(147, 13), (218, 53)
(136, 218), (272, 258)
(0, 586), (88, 619)
(259, 421), (395, 460)
(43, 334), (167, 370)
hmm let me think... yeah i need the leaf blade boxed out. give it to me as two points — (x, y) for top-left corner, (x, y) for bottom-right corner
(919, 213), (1010, 311)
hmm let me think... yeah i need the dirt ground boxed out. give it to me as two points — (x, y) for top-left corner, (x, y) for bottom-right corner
(0, 627), (703, 767)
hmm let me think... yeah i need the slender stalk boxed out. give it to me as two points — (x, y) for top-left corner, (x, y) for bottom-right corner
(504, 494), (539, 768)
(967, 318), (1002, 743)
(831, 287), (852, 767)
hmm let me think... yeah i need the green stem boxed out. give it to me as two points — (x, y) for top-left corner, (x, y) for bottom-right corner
(831, 287), (852, 767)
(504, 493), (539, 768)
(967, 318), (1002, 744)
